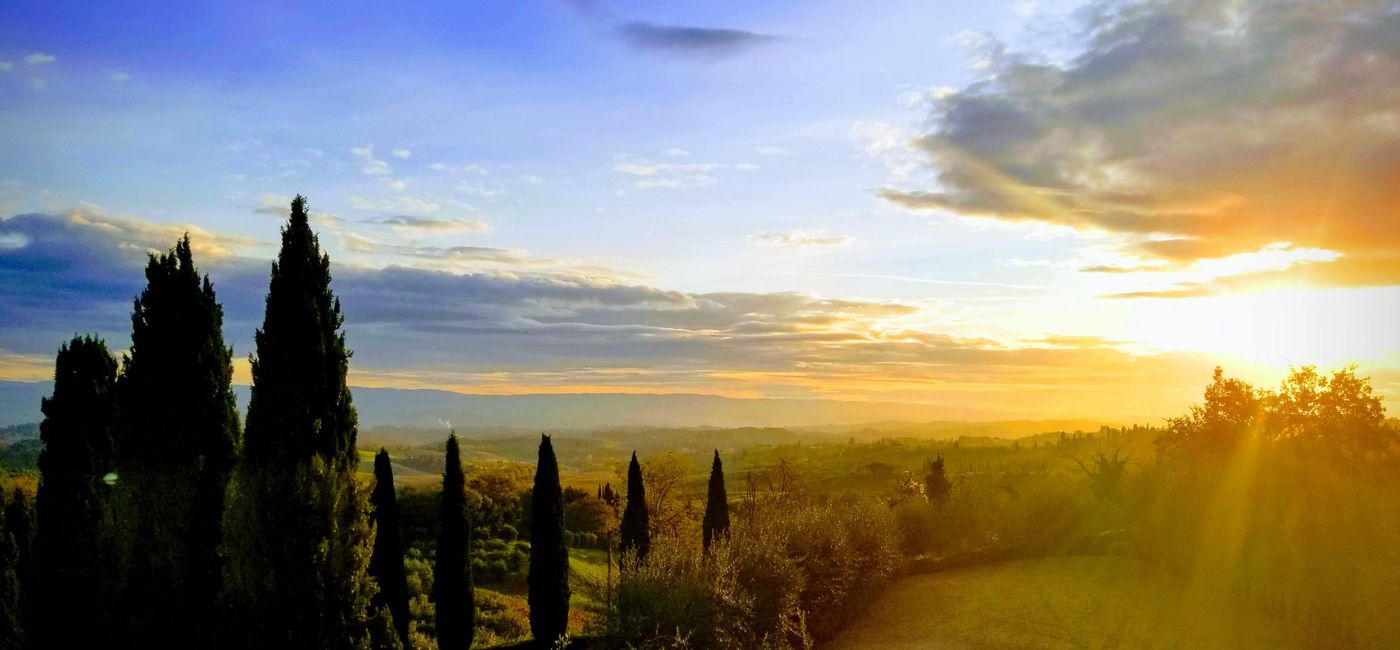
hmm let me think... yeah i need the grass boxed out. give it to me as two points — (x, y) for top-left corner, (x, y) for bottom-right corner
(822, 555), (1286, 650)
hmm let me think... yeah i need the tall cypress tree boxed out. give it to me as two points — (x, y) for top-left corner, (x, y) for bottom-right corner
(3, 490), (31, 649)
(434, 434), (474, 650)
(702, 450), (730, 553)
(925, 455), (951, 507)
(528, 434), (570, 644)
(34, 336), (118, 649)
(370, 449), (410, 645)
(221, 196), (378, 649)
(113, 235), (239, 646)
(619, 451), (649, 562)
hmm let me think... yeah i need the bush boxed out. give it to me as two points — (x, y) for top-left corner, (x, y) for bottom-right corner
(607, 497), (899, 648)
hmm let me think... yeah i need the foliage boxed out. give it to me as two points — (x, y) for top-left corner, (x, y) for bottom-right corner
(434, 434), (474, 650)
(702, 450), (730, 553)
(34, 335), (118, 649)
(529, 434), (570, 644)
(219, 196), (382, 649)
(370, 449), (410, 645)
(619, 452), (650, 562)
(608, 496), (899, 648)
(111, 235), (240, 646)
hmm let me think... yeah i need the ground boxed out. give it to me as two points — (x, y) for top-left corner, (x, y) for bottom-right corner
(823, 556), (1285, 650)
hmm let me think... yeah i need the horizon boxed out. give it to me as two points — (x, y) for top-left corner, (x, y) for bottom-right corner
(2, 0), (1398, 423)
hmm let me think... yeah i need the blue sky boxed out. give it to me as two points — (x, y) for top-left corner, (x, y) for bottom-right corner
(2, 0), (1397, 420)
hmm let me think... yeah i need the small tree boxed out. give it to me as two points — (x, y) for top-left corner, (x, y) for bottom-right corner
(35, 336), (118, 649)
(924, 455), (951, 506)
(702, 450), (730, 553)
(370, 449), (411, 645)
(619, 452), (650, 562)
(435, 434), (474, 650)
(529, 434), (570, 644)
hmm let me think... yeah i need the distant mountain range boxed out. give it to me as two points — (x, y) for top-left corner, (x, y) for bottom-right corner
(0, 380), (1110, 433)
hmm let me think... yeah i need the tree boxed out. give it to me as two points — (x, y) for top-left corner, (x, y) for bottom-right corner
(924, 455), (951, 506)
(112, 235), (240, 645)
(435, 434), (474, 650)
(702, 450), (730, 553)
(221, 196), (380, 649)
(34, 335), (118, 649)
(370, 449), (411, 646)
(1158, 367), (1261, 461)
(619, 451), (650, 562)
(528, 434), (570, 644)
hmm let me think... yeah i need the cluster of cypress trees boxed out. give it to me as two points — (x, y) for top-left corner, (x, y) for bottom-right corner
(617, 449), (731, 561)
(8, 195), (587, 649)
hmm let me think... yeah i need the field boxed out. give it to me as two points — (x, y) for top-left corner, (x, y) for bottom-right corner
(823, 556), (1285, 650)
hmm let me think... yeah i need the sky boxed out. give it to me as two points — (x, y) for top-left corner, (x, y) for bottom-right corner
(1, 0), (1397, 422)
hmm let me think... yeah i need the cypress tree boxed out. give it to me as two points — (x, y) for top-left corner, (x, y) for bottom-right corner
(221, 196), (379, 649)
(34, 336), (118, 649)
(113, 235), (239, 646)
(925, 455), (951, 506)
(528, 434), (570, 644)
(702, 450), (730, 553)
(619, 452), (649, 562)
(434, 434), (474, 650)
(370, 449), (410, 645)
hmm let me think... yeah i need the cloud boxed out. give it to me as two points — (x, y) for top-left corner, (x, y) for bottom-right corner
(617, 21), (778, 57)
(350, 195), (443, 214)
(0, 207), (1289, 420)
(108, 72), (132, 82)
(366, 215), (492, 237)
(24, 53), (55, 66)
(664, 148), (690, 157)
(878, 0), (1400, 292)
(748, 230), (855, 249)
(351, 144), (391, 176)
(392, 148), (412, 159)
(0, 62), (12, 72)
(613, 155), (723, 189)
(754, 145), (791, 156)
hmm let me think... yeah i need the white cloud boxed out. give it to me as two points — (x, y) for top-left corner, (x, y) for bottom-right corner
(754, 145), (791, 156)
(108, 72), (132, 82)
(392, 148), (412, 159)
(735, 163), (760, 172)
(613, 155), (723, 189)
(748, 230), (856, 248)
(521, 174), (545, 185)
(350, 195), (443, 214)
(24, 53), (55, 66)
(352, 145), (391, 176)
(664, 147), (691, 157)
(0, 61), (12, 72)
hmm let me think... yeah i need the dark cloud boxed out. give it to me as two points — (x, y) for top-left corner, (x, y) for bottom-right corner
(882, 0), (1400, 290)
(617, 21), (778, 56)
(0, 209), (1228, 416)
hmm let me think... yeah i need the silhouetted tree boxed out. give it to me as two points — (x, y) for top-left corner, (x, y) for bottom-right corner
(529, 434), (570, 644)
(34, 336), (118, 649)
(925, 455), (951, 506)
(112, 235), (240, 645)
(702, 450), (730, 553)
(435, 434), (474, 650)
(220, 196), (380, 649)
(370, 449), (411, 645)
(619, 452), (649, 562)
